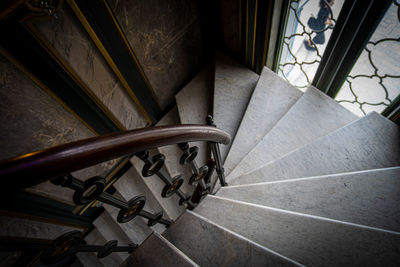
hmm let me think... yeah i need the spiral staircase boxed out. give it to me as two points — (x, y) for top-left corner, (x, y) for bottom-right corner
(2, 52), (400, 267)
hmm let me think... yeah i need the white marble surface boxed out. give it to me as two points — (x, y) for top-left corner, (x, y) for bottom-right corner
(114, 167), (169, 221)
(220, 167), (400, 232)
(93, 212), (131, 262)
(163, 211), (302, 266)
(102, 193), (153, 245)
(83, 228), (123, 267)
(122, 233), (198, 267)
(228, 86), (357, 180)
(93, 211), (132, 261)
(213, 52), (259, 161)
(196, 196), (400, 267)
(230, 112), (400, 185)
(156, 106), (197, 195)
(0, 216), (78, 239)
(224, 67), (302, 177)
(176, 65), (213, 166)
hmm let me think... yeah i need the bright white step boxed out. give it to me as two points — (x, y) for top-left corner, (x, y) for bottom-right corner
(121, 233), (199, 267)
(162, 210), (302, 267)
(220, 167), (400, 232)
(223, 67), (302, 177)
(230, 112), (400, 185)
(176, 65), (213, 166)
(228, 86), (358, 180)
(195, 195), (400, 267)
(213, 52), (259, 161)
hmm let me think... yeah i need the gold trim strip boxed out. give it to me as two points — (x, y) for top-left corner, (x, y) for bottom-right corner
(261, 0), (273, 67)
(0, 0), (23, 20)
(392, 110), (400, 121)
(0, 47), (99, 136)
(245, 0), (249, 62)
(23, 20), (127, 132)
(251, 0), (258, 69)
(102, 0), (161, 111)
(238, 0), (242, 51)
(67, 0), (153, 124)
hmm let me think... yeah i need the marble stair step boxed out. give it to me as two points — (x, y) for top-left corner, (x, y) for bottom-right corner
(162, 210), (302, 267)
(213, 51), (259, 162)
(223, 67), (302, 177)
(121, 232), (199, 267)
(130, 106), (191, 221)
(93, 211), (133, 262)
(78, 228), (123, 267)
(76, 251), (105, 267)
(230, 112), (400, 185)
(102, 191), (153, 245)
(195, 195), (400, 267)
(227, 86), (358, 181)
(114, 166), (172, 231)
(176, 65), (213, 167)
(219, 167), (400, 232)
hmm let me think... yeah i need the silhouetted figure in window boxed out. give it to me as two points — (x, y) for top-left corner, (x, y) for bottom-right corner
(304, 0), (334, 51)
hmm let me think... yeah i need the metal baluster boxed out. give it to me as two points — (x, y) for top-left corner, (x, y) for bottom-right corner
(206, 115), (228, 187)
(178, 142), (210, 192)
(51, 174), (172, 226)
(136, 150), (195, 207)
(38, 231), (137, 264)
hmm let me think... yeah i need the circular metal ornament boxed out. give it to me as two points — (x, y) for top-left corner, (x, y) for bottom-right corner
(97, 240), (118, 258)
(73, 176), (105, 205)
(179, 146), (198, 164)
(147, 211), (163, 226)
(142, 154), (165, 177)
(41, 231), (83, 264)
(161, 175), (184, 198)
(117, 196), (146, 223)
(189, 165), (209, 185)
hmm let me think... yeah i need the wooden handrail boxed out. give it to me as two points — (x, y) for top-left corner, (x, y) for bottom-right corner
(0, 125), (230, 190)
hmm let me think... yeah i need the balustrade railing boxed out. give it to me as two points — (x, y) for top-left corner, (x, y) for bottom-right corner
(0, 123), (230, 263)
(0, 231), (136, 264)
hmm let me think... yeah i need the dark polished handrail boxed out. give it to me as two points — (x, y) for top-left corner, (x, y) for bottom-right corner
(0, 125), (230, 190)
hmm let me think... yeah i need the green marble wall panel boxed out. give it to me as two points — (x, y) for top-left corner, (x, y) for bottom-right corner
(109, 0), (206, 109)
(0, 54), (117, 204)
(31, 6), (147, 130)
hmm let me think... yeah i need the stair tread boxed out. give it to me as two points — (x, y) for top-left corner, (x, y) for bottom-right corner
(122, 233), (198, 267)
(93, 211), (132, 262)
(102, 193), (153, 245)
(230, 112), (400, 185)
(213, 52), (259, 161)
(228, 86), (358, 180)
(176, 65), (213, 166)
(219, 167), (400, 232)
(114, 165), (171, 228)
(196, 195), (400, 267)
(131, 106), (187, 221)
(223, 67), (302, 177)
(162, 210), (302, 267)
(82, 228), (124, 267)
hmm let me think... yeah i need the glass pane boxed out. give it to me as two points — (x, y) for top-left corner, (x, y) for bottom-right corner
(277, 0), (345, 91)
(335, 1), (400, 116)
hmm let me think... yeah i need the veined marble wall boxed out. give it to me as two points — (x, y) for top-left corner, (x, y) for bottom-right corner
(108, 0), (206, 110)
(0, 54), (116, 204)
(32, 5), (147, 130)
